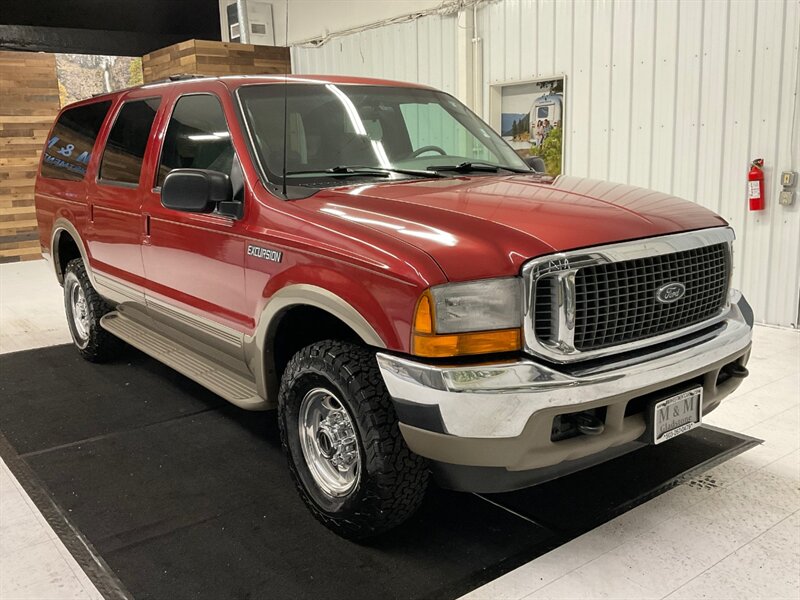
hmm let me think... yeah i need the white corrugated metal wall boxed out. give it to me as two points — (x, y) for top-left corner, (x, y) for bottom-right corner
(291, 14), (459, 96)
(291, 0), (800, 328)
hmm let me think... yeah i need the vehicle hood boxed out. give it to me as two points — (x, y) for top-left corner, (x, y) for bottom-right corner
(297, 174), (728, 282)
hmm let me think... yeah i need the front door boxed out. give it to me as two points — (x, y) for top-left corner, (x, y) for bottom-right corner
(140, 90), (248, 357)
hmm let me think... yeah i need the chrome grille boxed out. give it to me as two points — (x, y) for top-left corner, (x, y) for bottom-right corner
(523, 228), (735, 363)
(571, 243), (730, 350)
(533, 277), (555, 342)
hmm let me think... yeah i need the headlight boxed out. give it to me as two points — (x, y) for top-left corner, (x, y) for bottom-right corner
(411, 277), (523, 357)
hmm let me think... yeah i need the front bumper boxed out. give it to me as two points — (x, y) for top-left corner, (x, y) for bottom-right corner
(376, 292), (753, 492)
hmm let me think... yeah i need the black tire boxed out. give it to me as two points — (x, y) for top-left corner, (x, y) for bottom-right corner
(63, 258), (121, 362)
(278, 340), (429, 539)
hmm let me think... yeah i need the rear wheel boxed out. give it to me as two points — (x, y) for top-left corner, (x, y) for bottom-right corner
(63, 259), (120, 362)
(278, 340), (429, 539)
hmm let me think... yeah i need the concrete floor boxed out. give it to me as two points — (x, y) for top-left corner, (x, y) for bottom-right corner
(1, 259), (798, 600)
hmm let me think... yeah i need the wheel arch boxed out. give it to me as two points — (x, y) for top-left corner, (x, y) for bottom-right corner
(51, 218), (93, 286)
(246, 284), (388, 406)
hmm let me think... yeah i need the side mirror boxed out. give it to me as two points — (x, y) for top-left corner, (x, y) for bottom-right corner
(161, 169), (233, 214)
(524, 156), (546, 173)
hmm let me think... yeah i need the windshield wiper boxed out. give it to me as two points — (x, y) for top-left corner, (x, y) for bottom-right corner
(426, 161), (531, 174)
(286, 166), (445, 179)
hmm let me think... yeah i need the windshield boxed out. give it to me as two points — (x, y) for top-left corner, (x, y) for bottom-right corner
(237, 84), (530, 187)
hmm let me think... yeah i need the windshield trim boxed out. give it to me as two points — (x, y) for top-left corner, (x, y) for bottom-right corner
(233, 82), (533, 199)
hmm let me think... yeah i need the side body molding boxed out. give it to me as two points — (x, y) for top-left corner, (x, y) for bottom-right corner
(245, 284), (387, 407)
(48, 222), (388, 411)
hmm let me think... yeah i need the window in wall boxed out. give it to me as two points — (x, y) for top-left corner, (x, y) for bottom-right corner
(99, 98), (161, 185)
(157, 94), (235, 187)
(41, 101), (111, 181)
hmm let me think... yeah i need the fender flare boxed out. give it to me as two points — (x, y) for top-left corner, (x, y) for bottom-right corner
(51, 218), (94, 286)
(245, 284), (387, 404)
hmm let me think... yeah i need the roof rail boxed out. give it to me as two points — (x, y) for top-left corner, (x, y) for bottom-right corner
(167, 73), (210, 81)
(139, 73), (212, 86)
(89, 73), (211, 98)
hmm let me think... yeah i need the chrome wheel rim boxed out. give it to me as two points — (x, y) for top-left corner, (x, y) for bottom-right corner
(69, 282), (90, 343)
(298, 387), (360, 497)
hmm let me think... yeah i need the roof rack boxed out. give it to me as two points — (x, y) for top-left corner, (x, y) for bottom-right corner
(90, 74), (212, 98)
(144, 73), (212, 85)
(167, 73), (210, 81)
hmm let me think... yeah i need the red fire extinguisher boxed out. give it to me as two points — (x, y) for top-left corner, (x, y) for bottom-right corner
(748, 158), (765, 211)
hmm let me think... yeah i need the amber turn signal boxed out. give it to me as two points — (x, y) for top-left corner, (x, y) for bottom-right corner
(412, 328), (521, 357)
(413, 291), (434, 334)
(411, 290), (522, 357)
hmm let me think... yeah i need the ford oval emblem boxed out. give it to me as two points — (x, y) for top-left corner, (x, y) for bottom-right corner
(656, 282), (686, 303)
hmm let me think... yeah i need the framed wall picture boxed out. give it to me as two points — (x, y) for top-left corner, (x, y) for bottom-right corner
(489, 76), (566, 176)
(55, 54), (144, 107)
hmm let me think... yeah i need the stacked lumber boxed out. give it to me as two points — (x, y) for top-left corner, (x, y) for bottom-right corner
(142, 39), (290, 82)
(0, 51), (60, 263)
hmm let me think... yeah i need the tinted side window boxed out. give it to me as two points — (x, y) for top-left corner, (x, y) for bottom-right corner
(41, 101), (111, 181)
(157, 95), (234, 186)
(99, 98), (161, 185)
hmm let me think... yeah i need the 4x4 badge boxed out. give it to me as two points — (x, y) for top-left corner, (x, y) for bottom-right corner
(247, 244), (283, 263)
(656, 282), (686, 303)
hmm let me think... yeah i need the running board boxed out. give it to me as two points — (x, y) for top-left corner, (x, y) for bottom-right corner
(100, 312), (265, 410)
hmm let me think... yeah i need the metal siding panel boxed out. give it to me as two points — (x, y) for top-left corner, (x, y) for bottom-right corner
(628, 0), (657, 188)
(695, 0), (730, 215)
(719, 0), (758, 300)
(571, 0), (594, 176)
(608, 0), (634, 183)
(589, 0), (614, 179)
(672, 0), (704, 203)
(650, 0), (680, 193)
(746, 0), (796, 326)
(487, 0), (506, 87)
(429, 15), (444, 89)
(403, 21), (420, 83)
(504, 0), (522, 81)
(769, 0), (800, 326)
(553, 0), (574, 74)
(417, 17), (431, 85)
(537, 0), (557, 78)
(481, 2), (504, 120)
(440, 14), (457, 95)
(554, 0), (575, 173)
(519, 0), (537, 78)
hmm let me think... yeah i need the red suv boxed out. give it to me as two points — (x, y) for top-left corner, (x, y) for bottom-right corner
(35, 75), (753, 538)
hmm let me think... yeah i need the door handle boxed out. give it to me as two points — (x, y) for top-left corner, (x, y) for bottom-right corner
(143, 213), (151, 237)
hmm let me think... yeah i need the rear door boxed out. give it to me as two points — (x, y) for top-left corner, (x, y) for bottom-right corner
(84, 93), (162, 294)
(140, 86), (248, 355)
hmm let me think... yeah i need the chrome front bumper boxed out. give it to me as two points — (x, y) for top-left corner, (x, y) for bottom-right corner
(377, 291), (753, 445)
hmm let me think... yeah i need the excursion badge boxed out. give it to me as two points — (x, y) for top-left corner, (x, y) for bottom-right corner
(247, 244), (283, 263)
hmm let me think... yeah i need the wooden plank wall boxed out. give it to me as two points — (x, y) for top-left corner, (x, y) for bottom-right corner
(142, 39), (290, 82)
(0, 51), (60, 263)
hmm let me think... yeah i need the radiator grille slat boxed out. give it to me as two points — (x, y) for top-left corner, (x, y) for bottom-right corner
(533, 243), (730, 351)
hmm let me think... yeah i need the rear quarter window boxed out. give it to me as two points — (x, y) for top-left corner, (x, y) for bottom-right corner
(41, 101), (112, 181)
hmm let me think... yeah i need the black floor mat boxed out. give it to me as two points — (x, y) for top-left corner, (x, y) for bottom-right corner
(0, 345), (759, 600)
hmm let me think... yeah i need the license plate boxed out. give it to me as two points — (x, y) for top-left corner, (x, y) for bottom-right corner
(652, 387), (703, 444)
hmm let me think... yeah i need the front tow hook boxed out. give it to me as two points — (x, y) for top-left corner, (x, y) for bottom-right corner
(572, 412), (605, 436)
(724, 363), (750, 379)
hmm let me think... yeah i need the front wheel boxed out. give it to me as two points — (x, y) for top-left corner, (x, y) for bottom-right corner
(278, 340), (429, 539)
(63, 259), (121, 362)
